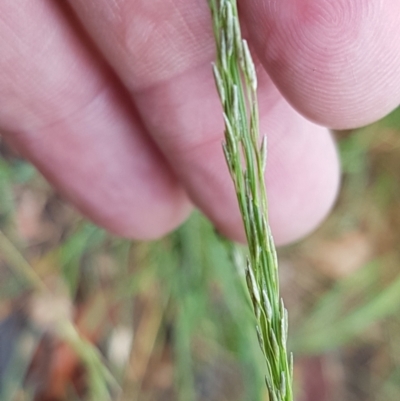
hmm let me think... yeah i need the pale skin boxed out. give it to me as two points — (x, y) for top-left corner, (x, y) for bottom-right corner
(1, 0), (400, 245)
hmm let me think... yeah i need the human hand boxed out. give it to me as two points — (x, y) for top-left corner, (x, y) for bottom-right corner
(1, 0), (399, 245)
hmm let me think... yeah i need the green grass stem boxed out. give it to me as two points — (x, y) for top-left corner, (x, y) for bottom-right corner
(207, 1), (294, 399)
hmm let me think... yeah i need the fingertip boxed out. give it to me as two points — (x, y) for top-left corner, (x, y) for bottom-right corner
(211, 100), (340, 246)
(267, 132), (340, 246)
(217, 125), (340, 247)
(243, 0), (400, 129)
(85, 191), (193, 240)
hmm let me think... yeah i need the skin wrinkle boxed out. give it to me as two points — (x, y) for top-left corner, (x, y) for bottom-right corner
(0, 51), (104, 133)
(13, 91), (171, 201)
(19, 78), (112, 141)
(6, 84), (106, 142)
(170, 0), (199, 47)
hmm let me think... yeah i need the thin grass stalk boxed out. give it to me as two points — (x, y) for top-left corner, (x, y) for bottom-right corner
(0, 228), (117, 400)
(207, 1), (293, 399)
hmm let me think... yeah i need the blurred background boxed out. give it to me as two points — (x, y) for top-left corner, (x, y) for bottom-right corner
(1, 107), (400, 401)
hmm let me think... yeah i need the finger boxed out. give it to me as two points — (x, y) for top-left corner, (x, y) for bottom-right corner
(0, 0), (191, 239)
(68, 0), (340, 244)
(241, 0), (400, 129)
(136, 67), (340, 245)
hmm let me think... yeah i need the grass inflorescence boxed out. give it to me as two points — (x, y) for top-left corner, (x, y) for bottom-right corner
(207, 0), (294, 399)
